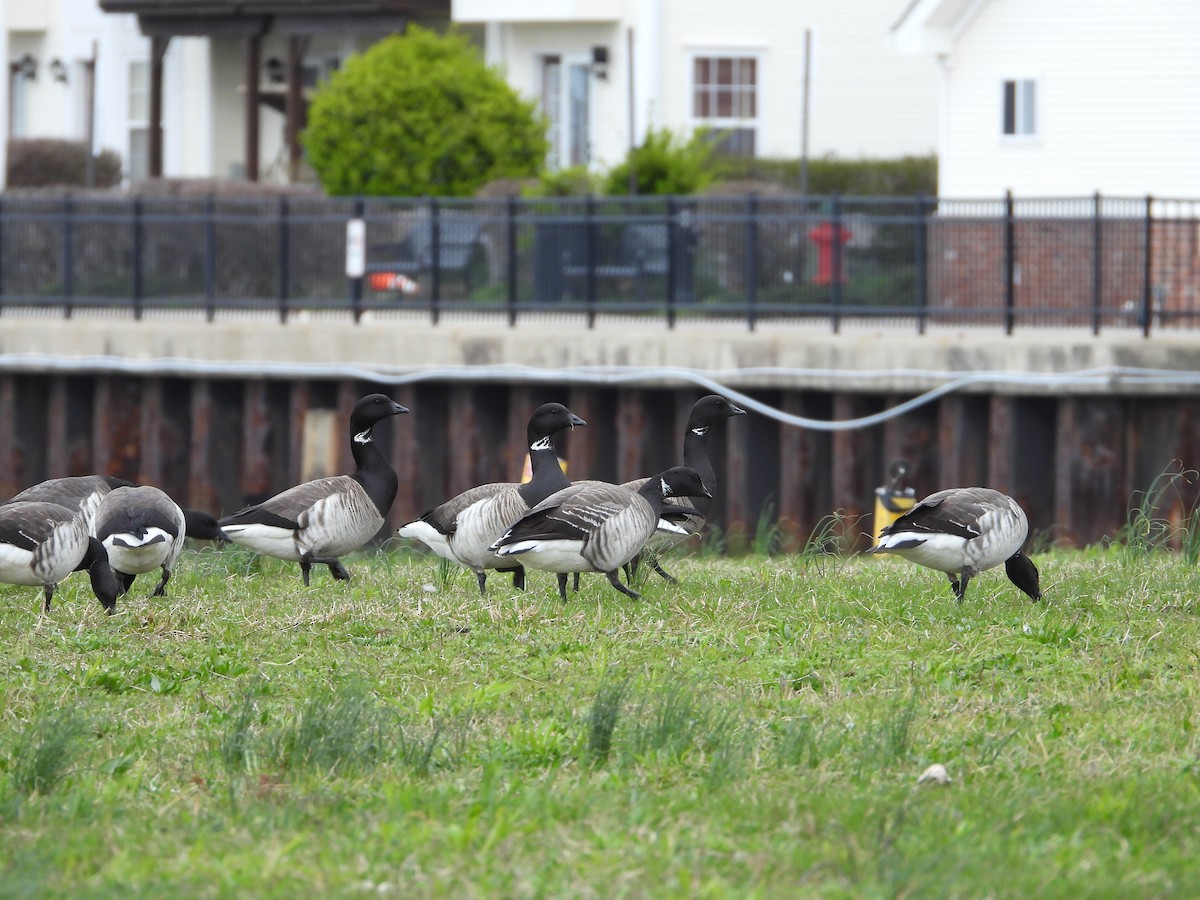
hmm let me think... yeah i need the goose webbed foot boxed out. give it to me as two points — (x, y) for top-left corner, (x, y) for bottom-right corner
(652, 561), (678, 584)
(151, 568), (170, 597)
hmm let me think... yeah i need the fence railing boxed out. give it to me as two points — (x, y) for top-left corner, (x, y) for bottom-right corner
(0, 191), (1195, 332)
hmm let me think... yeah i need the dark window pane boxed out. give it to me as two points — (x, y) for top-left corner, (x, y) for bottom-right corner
(1003, 80), (1016, 135)
(717, 58), (733, 84)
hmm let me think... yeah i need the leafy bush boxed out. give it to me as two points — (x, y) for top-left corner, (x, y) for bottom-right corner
(7, 139), (122, 188)
(303, 26), (548, 197)
(601, 127), (715, 196)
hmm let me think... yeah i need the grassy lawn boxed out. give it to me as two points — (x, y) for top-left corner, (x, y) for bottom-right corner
(2, 542), (1200, 897)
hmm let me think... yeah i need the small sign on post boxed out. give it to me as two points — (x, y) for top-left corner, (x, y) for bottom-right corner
(345, 218), (366, 278)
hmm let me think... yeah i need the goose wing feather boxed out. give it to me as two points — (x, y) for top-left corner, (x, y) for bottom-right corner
(221, 476), (354, 530)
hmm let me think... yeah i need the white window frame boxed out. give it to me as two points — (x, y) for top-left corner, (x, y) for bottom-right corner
(689, 51), (761, 157)
(127, 58), (150, 181)
(1001, 77), (1038, 140)
(538, 51), (592, 170)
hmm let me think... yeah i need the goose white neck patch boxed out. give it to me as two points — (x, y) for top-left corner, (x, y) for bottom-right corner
(530, 436), (553, 452)
(691, 426), (709, 436)
(660, 477), (671, 496)
(354, 428), (373, 444)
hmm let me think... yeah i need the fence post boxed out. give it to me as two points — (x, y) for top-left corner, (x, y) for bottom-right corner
(1142, 194), (1153, 337)
(745, 194), (758, 331)
(830, 192), (843, 334)
(429, 197), (441, 325)
(1004, 190), (1016, 335)
(915, 194), (929, 335)
(62, 194), (74, 319)
(277, 195), (290, 324)
(204, 193), (216, 322)
(1091, 191), (1102, 335)
(132, 196), (144, 320)
(506, 195), (518, 327)
(585, 195), (597, 329)
(666, 197), (678, 329)
(351, 197), (364, 323)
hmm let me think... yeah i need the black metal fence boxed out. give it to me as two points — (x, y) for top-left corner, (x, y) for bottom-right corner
(0, 191), (1194, 332)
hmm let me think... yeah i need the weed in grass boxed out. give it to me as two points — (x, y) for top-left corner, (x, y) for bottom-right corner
(436, 555), (464, 590)
(585, 677), (630, 767)
(624, 683), (743, 775)
(216, 681), (263, 776)
(7, 709), (91, 801)
(776, 715), (847, 769)
(796, 510), (851, 574)
(1119, 461), (1200, 561)
(753, 500), (782, 558)
(264, 684), (393, 777)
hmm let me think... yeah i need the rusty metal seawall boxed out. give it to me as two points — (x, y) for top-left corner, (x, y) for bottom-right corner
(3, 311), (1200, 552)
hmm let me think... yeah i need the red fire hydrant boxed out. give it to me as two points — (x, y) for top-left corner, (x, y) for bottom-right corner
(808, 221), (851, 284)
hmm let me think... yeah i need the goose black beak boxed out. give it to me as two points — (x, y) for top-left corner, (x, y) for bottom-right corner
(569, 414), (586, 429)
(730, 403), (748, 416)
(393, 403), (410, 416)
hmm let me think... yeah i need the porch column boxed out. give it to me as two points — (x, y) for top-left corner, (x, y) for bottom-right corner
(245, 33), (261, 181)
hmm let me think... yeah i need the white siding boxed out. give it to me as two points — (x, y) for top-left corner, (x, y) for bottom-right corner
(465, 0), (939, 167)
(658, 0), (938, 158)
(939, 0), (1200, 197)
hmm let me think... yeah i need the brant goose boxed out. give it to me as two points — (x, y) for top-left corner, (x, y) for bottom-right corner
(94, 485), (227, 597)
(0, 501), (122, 613)
(490, 466), (710, 601)
(9, 475), (134, 533)
(398, 402), (585, 594)
(622, 394), (746, 582)
(870, 487), (1041, 602)
(220, 393), (408, 585)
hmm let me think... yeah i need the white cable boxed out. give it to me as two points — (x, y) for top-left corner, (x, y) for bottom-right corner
(1, 353), (1197, 432)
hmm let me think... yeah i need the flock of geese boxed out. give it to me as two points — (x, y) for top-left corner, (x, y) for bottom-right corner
(0, 392), (1042, 616)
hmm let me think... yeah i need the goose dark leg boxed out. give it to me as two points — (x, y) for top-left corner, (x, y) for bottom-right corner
(325, 560), (352, 581)
(299, 558), (313, 586)
(651, 561), (678, 584)
(625, 553), (641, 580)
(950, 572), (971, 602)
(510, 565), (525, 591)
(43, 583), (55, 612)
(605, 570), (641, 600)
(119, 571), (137, 596)
(301, 553), (351, 582)
(151, 566), (170, 597)
(572, 572), (580, 592)
(557, 573), (569, 602)
(476, 571), (488, 596)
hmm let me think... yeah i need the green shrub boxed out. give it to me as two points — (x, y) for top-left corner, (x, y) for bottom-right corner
(601, 127), (715, 196)
(709, 153), (937, 196)
(303, 26), (549, 196)
(7, 139), (122, 188)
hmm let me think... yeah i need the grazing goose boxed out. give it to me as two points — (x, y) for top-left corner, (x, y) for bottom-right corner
(94, 485), (228, 597)
(8, 475), (134, 533)
(398, 402), (585, 594)
(490, 466), (711, 602)
(219, 393), (409, 585)
(622, 394), (746, 582)
(0, 501), (122, 613)
(870, 487), (1041, 602)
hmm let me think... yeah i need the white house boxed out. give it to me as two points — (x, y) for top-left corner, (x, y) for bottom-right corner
(893, 0), (1200, 198)
(453, 0), (940, 171)
(6, 0), (938, 187)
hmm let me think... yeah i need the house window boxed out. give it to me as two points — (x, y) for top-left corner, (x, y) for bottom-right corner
(693, 55), (758, 156)
(128, 60), (149, 180)
(541, 54), (591, 170)
(1002, 79), (1037, 137)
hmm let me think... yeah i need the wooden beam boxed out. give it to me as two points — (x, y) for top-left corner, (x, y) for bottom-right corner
(285, 35), (308, 183)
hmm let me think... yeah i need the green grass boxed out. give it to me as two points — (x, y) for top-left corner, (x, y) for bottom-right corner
(3, 542), (1200, 896)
